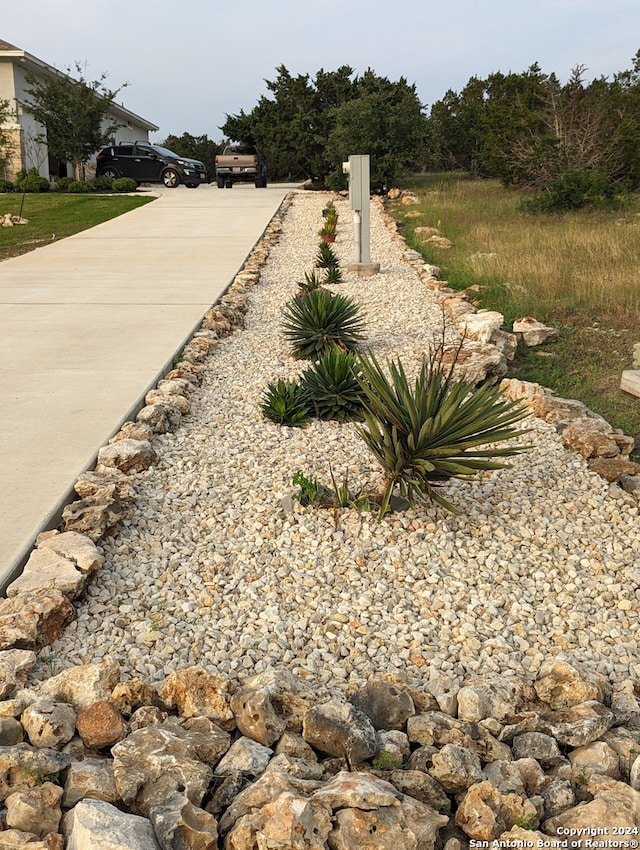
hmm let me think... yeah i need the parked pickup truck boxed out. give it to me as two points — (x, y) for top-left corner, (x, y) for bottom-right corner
(215, 144), (267, 188)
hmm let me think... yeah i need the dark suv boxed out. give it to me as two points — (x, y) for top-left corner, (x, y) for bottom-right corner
(95, 142), (207, 188)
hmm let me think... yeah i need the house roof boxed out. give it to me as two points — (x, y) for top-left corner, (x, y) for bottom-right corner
(0, 37), (159, 131)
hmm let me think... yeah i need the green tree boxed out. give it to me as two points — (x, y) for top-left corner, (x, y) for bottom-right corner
(160, 132), (222, 181)
(22, 64), (124, 179)
(326, 71), (427, 191)
(0, 98), (15, 178)
(221, 65), (426, 189)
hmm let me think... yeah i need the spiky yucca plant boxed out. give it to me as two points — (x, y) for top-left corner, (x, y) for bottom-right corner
(297, 269), (323, 293)
(261, 379), (310, 427)
(323, 265), (343, 284)
(355, 352), (531, 516)
(315, 241), (339, 270)
(300, 350), (365, 421)
(281, 288), (366, 360)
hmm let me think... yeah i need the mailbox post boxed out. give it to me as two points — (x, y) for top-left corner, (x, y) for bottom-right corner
(342, 155), (380, 276)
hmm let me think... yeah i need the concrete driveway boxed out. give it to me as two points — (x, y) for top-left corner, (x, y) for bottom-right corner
(0, 182), (295, 585)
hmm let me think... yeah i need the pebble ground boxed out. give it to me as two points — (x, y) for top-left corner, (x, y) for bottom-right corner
(32, 191), (640, 693)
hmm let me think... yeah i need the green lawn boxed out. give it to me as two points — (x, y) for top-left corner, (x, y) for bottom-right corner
(0, 193), (156, 262)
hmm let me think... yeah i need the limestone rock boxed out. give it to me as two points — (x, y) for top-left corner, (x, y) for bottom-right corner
(145, 387), (190, 414)
(534, 660), (610, 709)
(62, 757), (118, 808)
(0, 650), (37, 700)
(0, 743), (71, 800)
(110, 725), (213, 816)
(561, 417), (634, 460)
(429, 743), (483, 792)
(511, 732), (565, 766)
(97, 438), (157, 473)
(0, 590), (75, 650)
(229, 684), (286, 747)
(302, 699), (377, 766)
(540, 776), (575, 819)
(75, 700), (128, 749)
(61, 485), (129, 541)
(7, 533), (103, 600)
(0, 718), (24, 746)
(108, 419), (155, 443)
(62, 798), (161, 849)
(215, 736), (273, 776)
(425, 671), (460, 716)
(513, 316), (559, 347)
(457, 676), (531, 723)
(455, 780), (538, 841)
(21, 700), (76, 749)
(257, 790), (332, 850)
(74, 466), (136, 502)
(376, 729), (411, 763)
(36, 658), (121, 712)
(150, 792), (218, 850)
(136, 402), (183, 433)
(406, 711), (511, 762)
(543, 701), (616, 747)
(350, 679), (415, 730)
(231, 668), (315, 742)
(387, 768), (451, 812)
(569, 741), (620, 779)
(264, 752), (325, 780)
(458, 310), (505, 344)
(110, 678), (157, 717)
(5, 781), (63, 838)
(274, 731), (318, 763)
(589, 455), (640, 482)
(157, 667), (235, 730)
(442, 340), (508, 385)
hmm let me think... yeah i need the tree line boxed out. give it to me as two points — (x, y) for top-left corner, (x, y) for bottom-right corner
(4, 52), (640, 209)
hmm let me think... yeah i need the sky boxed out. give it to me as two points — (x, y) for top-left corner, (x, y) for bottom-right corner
(3, 0), (639, 143)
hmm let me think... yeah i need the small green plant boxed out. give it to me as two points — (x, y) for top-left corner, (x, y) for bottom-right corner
(372, 750), (406, 771)
(292, 470), (330, 506)
(92, 174), (115, 192)
(514, 813), (538, 831)
(15, 168), (50, 193)
(315, 240), (339, 270)
(281, 288), (366, 360)
(0, 178), (13, 193)
(355, 348), (531, 516)
(297, 269), (323, 293)
(323, 264), (343, 284)
(66, 180), (93, 194)
(300, 350), (365, 421)
(261, 379), (310, 427)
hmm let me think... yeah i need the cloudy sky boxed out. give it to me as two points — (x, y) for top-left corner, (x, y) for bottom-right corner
(3, 0), (639, 143)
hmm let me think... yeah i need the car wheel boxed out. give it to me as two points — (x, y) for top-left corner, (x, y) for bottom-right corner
(162, 169), (180, 188)
(216, 176), (225, 189)
(101, 167), (119, 180)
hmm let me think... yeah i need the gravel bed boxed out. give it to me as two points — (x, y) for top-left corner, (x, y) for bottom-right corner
(32, 191), (640, 693)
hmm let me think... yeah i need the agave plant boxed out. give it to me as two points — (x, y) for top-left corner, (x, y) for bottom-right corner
(260, 379), (310, 427)
(281, 288), (366, 360)
(300, 350), (365, 421)
(355, 352), (531, 516)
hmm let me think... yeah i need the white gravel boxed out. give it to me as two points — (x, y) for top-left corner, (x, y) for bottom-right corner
(33, 191), (640, 693)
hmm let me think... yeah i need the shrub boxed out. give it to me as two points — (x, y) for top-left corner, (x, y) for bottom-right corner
(355, 351), (531, 516)
(261, 379), (310, 427)
(52, 177), (76, 192)
(0, 179), (13, 193)
(14, 169), (50, 193)
(112, 177), (138, 193)
(281, 288), (366, 360)
(300, 350), (365, 421)
(523, 169), (618, 212)
(66, 180), (93, 193)
(92, 175), (114, 192)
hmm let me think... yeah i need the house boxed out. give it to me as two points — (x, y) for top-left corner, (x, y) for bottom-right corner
(0, 38), (158, 180)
